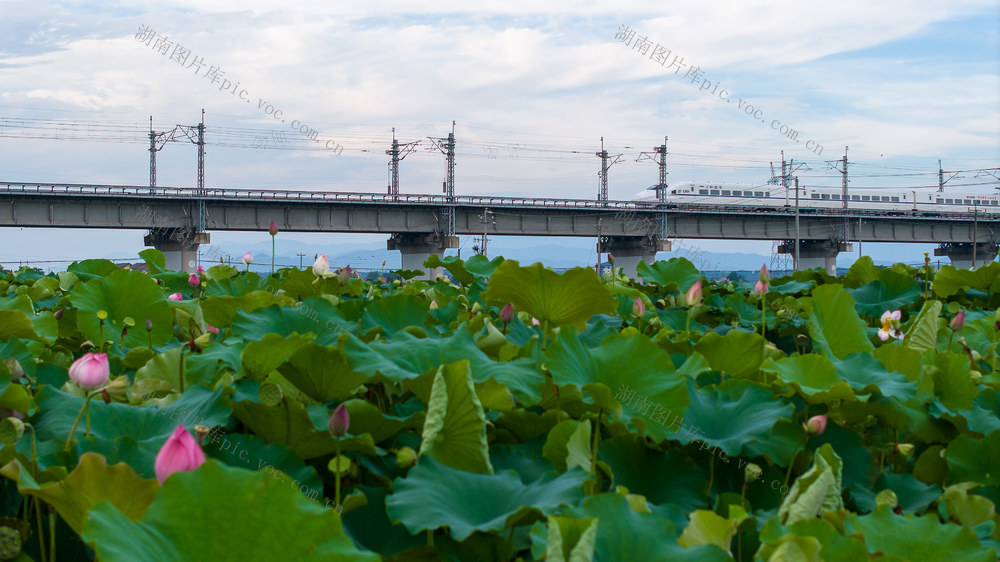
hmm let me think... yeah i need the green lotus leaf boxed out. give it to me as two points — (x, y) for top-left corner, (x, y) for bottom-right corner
(805, 284), (874, 360)
(68, 269), (174, 348)
(419, 361), (493, 474)
(0, 452), (158, 534)
(767, 279), (815, 295)
(201, 432), (322, 496)
(929, 351), (979, 412)
(761, 354), (856, 403)
(946, 431), (1000, 487)
(905, 300), (943, 353)
(872, 472), (941, 514)
(134, 346), (186, 392)
(341, 399), (423, 445)
(598, 434), (707, 512)
(360, 293), (430, 337)
(831, 353), (916, 402)
(636, 257), (702, 292)
(81, 460), (377, 561)
(385, 456), (588, 541)
(231, 395), (360, 459)
(778, 443), (844, 525)
(231, 301), (348, 347)
(484, 261), (615, 329)
(277, 343), (368, 403)
(958, 389), (1000, 436)
(561, 493), (731, 562)
(679, 379), (795, 458)
(695, 329), (767, 379)
(200, 292), (283, 327)
(341, 485), (425, 558)
(0, 310), (42, 342)
(241, 332), (311, 380)
(758, 518), (867, 562)
(941, 482), (997, 528)
(422, 254), (489, 286)
(66, 259), (120, 281)
(342, 330), (543, 405)
(848, 269), (921, 318)
(678, 506), (748, 552)
(543, 515), (598, 562)
(844, 505), (995, 561)
(844, 255), (881, 287)
(138, 248), (167, 274)
(542, 419), (593, 473)
(933, 262), (1000, 298)
(544, 329), (687, 440)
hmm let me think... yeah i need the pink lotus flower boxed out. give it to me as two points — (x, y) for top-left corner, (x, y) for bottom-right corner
(878, 310), (904, 341)
(206, 324), (219, 335)
(754, 280), (769, 296)
(188, 274), (200, 287)
(531, 317), (541, 326)
(68, 352), (109, 391)
(167, 292), (183, 302)
(313, 254), (329, 277)
(197, 265), (205, 275)
(500, 303), (515, 324)
(338, 265), (354, 283)
(329, 404), (350, 437)
(804, 415), (827, 436)
(154, 425), (206, 484)
(241, 252), (253, 266)
(269, 219), (278, 237)
(950, 310), (965, 331)
(685, 280), (703, 307)
(633, 296), (646, 317)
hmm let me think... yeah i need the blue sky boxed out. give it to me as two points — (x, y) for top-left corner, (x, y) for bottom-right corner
(0, 0), (997, 269)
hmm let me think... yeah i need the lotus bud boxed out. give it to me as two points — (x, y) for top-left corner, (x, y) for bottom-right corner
(500, 303), (515, 324)
(5, 358), (23, 382)
(329, 403), (350, 437)
(875, 489), (898, 509)
(950, 310), (965, 331)
(192, 332), (212, 350)
(188, 274), (200, 287)
(269, 219), (278, 237)
(68, 352), (110, 392)
(803, 414), (827, 436)
(313, 254), (329, 277)
(396, 446), (418, 468)
(206, 324), (219, 335)
(745, 463), (762, 481)
(607, 253), (615, 265)
(167, 292), (182, 302)
(103, 375), (129, 402)
(759, 264), (770, 283)
(924, 252), (931, 266)
(971, 370), (983, 384)
(54, 309), (63, 320)
(154, 425), (207, 484)
(685, 280), (703, 307)
(429, 299), (438, 310)
(145, 318), (153, 331)
(197, 265), (205, 275)
(531, 317), (541, 326)
(241, 252), (253, 266)
(338, 265), (354, 283)
(754, 280), (769, 296)
(633, 296), (646, 317)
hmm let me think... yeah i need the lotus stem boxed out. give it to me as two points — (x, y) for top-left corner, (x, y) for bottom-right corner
(706, 454), (715, 496)
(64, 392), (96, 452)
(334, 437), (342, 509)
(34, 497), (46, 562)
(784, 434), (808, 488)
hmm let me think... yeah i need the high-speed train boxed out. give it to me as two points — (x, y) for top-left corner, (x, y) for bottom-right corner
(632, 182), (1000, 215)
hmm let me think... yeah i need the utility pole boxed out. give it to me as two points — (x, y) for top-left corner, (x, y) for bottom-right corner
(428, 122), (457, 238)
(826, 146), (849, 243)
(148, 117), (156, 192)
(479, 209), (494, 257)
(939, 160), (944, 192)
(196, 109), (206, 232)
(794, 177), (800, 270)
(386, 128), (419, 196)
(972, 202), (979, 268)
(595, 137), (622, 203)
(297, 253), (306, 269)
(636, 136), (668, 202)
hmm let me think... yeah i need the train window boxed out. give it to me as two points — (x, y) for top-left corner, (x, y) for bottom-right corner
(881, 196), (890, 201)
(721, 190), (730, 196)
(765, 192), (770, 197)
(831, 195), (840, 200)
(753, 192), (762, 197)
(821, 194), (830, 200)
(852, 195), (861, 201)
(992, 201), (999, 206)
(699, 189), (708, 194)
(811, 194), (820, 199)
(891, 197), (900, 202)
(946, 199), (953, 204)
(710, 190), (720, 195)
(862, 196), (870, 201)
(936, 198), (943, 203)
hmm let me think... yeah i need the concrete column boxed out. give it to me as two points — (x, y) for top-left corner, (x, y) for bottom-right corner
(143, 228), (210, 273)
(387, 233), (460, 280)
(778, 240), (852, 276)
(934, 243), (999, 270)
(599, 236), (671, 278)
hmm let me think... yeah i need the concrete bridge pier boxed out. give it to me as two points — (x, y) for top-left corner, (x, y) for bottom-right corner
(778, 240), (852, 276)
(599, 236), (670, 278)
(387, 233), (460, 280)
(143, 228), (210, 273)
(934, 243), (999, 270)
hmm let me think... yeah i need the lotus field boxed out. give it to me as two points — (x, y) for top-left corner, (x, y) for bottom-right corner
(3, 248), (1000, 561)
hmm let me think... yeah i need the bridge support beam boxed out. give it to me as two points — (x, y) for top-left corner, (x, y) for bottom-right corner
(934, 243), (998, 270)
(387, 233), (460, 280)
(599, 236), (670, 278)
(778, 240), (852, 276)
(143, 228), (210, 273)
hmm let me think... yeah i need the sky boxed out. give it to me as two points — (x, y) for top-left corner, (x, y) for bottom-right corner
(0, 1), (998, 270)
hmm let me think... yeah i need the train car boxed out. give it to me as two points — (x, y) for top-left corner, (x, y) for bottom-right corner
(632, 182), (1000, 215)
